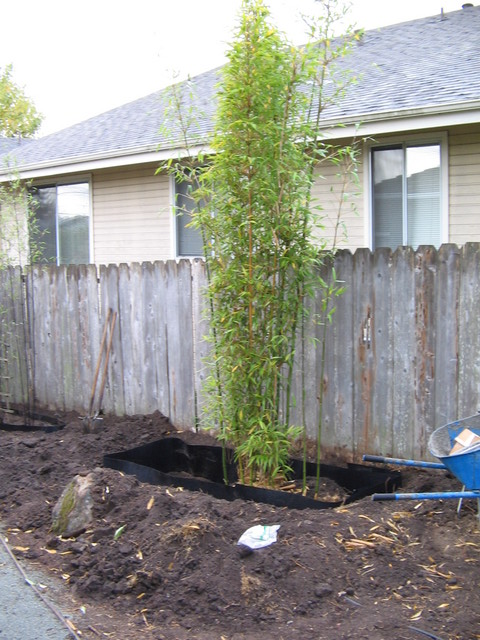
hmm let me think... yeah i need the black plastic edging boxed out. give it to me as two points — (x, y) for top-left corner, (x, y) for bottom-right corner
(103, 437), (401, 511)
(0, 409), (66, 433)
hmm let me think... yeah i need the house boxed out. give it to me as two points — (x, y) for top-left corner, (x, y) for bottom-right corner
(1, 4), (480, 266)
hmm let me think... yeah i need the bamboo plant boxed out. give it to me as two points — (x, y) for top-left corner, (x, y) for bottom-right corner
(165, 0), (361, 488)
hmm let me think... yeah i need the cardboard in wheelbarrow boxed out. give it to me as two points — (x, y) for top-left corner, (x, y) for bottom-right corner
(450, 428), (480, 454)
(429, 415), (480, 490)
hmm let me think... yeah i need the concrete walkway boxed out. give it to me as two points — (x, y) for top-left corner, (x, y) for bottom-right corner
(0, 537), (73, 640)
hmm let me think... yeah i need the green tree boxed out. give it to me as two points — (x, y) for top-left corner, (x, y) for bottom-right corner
(0, 64), (42, 138)
(0, 65), (43, 265)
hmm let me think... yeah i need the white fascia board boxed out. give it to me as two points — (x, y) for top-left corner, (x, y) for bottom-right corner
(319, 101), (480, 140)
(3, 100), (480, 182)
(0, 144), (212, 182)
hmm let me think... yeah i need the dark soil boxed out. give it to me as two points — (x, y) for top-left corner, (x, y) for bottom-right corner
(0, 409), (479, 640)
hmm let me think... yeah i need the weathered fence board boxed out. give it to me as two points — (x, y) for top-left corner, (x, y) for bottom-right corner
(413, 247), (436, 459)
(433, 245), (460, 431)
(371, 248), (394, 457)
(139, 261), (161, 416)
(289, 286), (318, 443)
(2, 244), (480, 461)
(118, 262), (139, 415)
(0, 266), (28, 406)
(165, 260), (195, 429)
(191, 258), (210, 428)
(75, 264), (100, 414)
(31, 266), (54, 408)
(391, 248), (417, 458)
(100, 264), (124, 415)
(352, 248), (375, 458)
(321, 250), (355, 457)
(151, 261), (171, 420)
(458, 243), (480, 416)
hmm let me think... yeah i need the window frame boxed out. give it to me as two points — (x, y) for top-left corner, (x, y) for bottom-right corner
(31, 174), (93, 265)
(366, 133), (448, 250)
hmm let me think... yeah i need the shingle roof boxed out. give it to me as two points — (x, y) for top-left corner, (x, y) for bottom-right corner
(0, 136), (32, 157)
(0, 67), (220, 171)
(3, 5), (480, 174)
(327, 5), (480, 119)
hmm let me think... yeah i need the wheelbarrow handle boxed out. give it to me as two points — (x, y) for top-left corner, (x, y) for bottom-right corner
(373, 490), (480, 501)
(363, 454), (446, 469)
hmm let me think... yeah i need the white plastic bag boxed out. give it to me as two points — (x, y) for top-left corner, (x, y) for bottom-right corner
(237, 524), (280, 550)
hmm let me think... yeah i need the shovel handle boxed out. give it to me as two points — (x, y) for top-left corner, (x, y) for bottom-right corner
(96, 311), (117, 412)
(88, 309), (111, 416)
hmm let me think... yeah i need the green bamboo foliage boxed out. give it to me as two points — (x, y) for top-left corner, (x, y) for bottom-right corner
(159, 0), (361, 487)
(186, 0), (361, 487)
(0, 173), (45, 417)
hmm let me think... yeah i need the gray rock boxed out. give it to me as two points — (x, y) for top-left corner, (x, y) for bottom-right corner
(51, 473), (95, 537)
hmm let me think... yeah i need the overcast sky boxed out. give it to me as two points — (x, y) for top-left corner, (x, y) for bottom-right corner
(1, 0), (469, 135)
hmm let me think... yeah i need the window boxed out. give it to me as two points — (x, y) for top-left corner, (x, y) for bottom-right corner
(371, 143), (443, 250)
(174, 176), (204, 257)
(31, 182), (90, 264)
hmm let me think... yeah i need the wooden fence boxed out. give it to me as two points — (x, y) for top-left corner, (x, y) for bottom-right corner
(1, 244), (480, 461)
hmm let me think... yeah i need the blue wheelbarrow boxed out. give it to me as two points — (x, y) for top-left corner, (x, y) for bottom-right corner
(363, 413), (480, 520)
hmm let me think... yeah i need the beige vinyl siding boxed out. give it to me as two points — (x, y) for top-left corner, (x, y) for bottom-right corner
(45, 123), (480, 267)
(91, 156), (366, 264)
(311, 148), (364, 250)
(93, 164), (171, 265)
(448, 125), (480, 246)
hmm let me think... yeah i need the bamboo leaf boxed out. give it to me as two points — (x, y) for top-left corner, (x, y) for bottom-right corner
(114, 525), (127, 541)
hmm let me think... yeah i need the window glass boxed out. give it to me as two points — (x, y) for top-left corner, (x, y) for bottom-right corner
(372, 147), (403, 250)
(175, 177), (204, 257)
(31, 186), (57, 263)
(32, 182), (90, 264)
(372, 144), (442, 250)
(57, 184), (89, 264)
(406, 146), (441, 249)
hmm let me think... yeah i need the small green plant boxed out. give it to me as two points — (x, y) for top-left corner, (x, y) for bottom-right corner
(234, 422), (303, 487)
(113, 524), (127, 541)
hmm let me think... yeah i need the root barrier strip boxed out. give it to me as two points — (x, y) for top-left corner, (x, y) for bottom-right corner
(104, 437), (400, 511)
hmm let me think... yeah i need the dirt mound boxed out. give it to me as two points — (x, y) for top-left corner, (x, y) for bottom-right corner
(0, 410), (479, 639)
